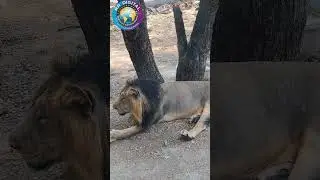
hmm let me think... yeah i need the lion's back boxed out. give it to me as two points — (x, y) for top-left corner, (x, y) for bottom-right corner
(161, 81), (210, 113)
(161, 81), (209, 97)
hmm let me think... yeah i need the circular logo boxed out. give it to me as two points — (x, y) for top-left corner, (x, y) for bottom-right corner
(112, 0), (144, 31)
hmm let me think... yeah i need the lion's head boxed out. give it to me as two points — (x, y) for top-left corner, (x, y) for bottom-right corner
(8, 54), (101, 171)
(112, 78), (162, 127)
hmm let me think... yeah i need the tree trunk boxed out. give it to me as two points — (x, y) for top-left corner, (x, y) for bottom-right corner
(121, 0), (164, 83)
(211, 0), (308, 62)
(70, 0), (108, 59)
(69, 0), (108, 179)
(175, 0), (217, 81)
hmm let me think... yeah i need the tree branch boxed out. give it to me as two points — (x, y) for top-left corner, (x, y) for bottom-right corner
(173, 5), (188, 60)
(176, 0), (217, 80)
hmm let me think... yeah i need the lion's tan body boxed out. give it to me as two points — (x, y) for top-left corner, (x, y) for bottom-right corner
(158, 81), (210, 122)
(111, 80), (210, 142)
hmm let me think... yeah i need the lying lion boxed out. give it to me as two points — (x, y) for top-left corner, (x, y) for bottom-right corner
(210, 62), (320, 179)
(110, 79), (210, 142)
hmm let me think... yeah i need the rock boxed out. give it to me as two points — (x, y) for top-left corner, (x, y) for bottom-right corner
(146, 7), (157, 16)
(163, 140), (168, 146)
(156, 4), (173, 14)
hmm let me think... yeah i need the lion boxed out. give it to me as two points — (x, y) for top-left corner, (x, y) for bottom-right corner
(110, 79), (210, 142)
(210, 62), (320, 179)
(8, 53), (108, 180)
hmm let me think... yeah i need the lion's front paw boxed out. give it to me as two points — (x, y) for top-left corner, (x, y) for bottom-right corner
(110, 135), (117, 143)
(180, 129), (195, 141)
(110, 129), (118, 143)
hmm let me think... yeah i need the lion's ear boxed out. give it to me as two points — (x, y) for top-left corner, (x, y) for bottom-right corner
(61, 84), (95, 117)
(128, 88), (139, 97)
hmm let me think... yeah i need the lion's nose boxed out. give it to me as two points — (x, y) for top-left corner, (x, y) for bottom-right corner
(113, 104), (117, 110)
(8, 135), (21, 150)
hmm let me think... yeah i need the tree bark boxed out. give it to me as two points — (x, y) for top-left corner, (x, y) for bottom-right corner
(211, 0), (308, 62)
(70, 0), (108, 59)
(175, 0), (217, 81)
(173, 6), (188, 60)
(121, 0), (164, 83)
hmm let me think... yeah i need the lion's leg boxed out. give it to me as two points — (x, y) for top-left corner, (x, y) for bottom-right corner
(188, 107), (203, 124)
(162, 114), (188, 122)
(160, 107), (205, 124)
(110, 126), (143, 143)
(288, 127), (320, 180)
(180, 102), (210, 140)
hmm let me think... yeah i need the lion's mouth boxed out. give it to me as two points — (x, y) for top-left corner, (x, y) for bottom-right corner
(118, 112), (127, 116)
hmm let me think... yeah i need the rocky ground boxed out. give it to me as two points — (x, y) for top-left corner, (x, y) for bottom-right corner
(0, 0), (210, 179)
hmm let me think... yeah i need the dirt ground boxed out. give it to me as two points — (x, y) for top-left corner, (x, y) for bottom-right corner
(110, 6), (210, 180)
(0, 0), (210, 179)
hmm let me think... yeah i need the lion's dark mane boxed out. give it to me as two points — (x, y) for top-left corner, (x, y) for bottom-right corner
(50, 53), (108, 178)
(127, 79), (162, 128)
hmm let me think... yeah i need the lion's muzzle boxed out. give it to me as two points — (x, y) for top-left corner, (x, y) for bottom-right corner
(113, 102), (126, 116)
